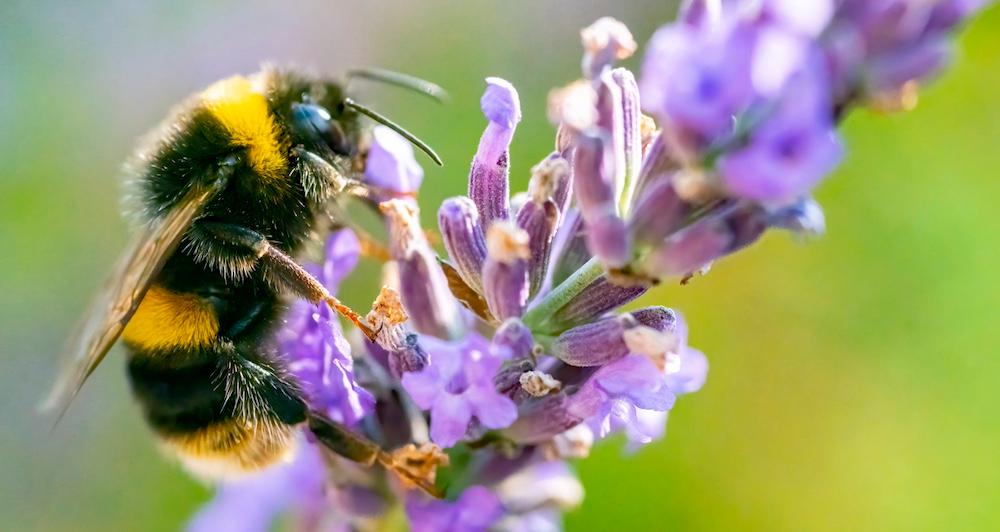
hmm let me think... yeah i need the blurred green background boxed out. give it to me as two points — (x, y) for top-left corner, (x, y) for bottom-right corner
(1, 1), (998, 530)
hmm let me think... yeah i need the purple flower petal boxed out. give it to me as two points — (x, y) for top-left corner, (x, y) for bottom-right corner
(318, 229), (360, 290)
(278, 231), (373, 426)
(187, 440), (327, 532)
(465, 385), (519, 429)
(763, 0), (835, 37)
(407, 486), (504, 532)
(400, 365), (443, 410)
(404, 332), (517, 447)
(430, 393), (474, 447)
(481, 77), (521, 128)
(593, 354), (676, 411)
(640, 18), (756, 143)
(365, 125), (424, 196)
(667, 346), (709, 395)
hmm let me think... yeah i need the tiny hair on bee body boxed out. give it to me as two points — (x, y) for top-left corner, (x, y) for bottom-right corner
(47, 65), (444, 496)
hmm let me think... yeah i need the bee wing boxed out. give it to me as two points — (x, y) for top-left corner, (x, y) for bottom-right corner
(44, 179), (227, 421)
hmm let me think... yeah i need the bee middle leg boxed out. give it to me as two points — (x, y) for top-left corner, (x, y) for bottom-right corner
(191, 221), (376, 339)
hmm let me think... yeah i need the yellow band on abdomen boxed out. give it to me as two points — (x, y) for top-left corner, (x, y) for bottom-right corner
(122, 285), (219, 351)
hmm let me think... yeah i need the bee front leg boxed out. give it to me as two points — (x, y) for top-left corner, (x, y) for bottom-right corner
(189, 221), (376, 340)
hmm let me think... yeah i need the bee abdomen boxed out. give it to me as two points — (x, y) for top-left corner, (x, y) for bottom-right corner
(126, 342), (308, 480)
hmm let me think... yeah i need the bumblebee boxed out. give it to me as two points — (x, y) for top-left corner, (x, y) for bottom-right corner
(46, 66), (443, 494)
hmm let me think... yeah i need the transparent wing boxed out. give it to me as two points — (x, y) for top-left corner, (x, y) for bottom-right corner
(44, 179), (227, 421)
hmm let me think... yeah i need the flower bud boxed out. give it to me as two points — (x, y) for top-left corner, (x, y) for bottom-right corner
(516, 197), (559, 298)
(572, 133), (632, 267)
(491, 318), (535, 360)
(482, 222), (531, 320)
(470, 78), (521, 228)
(381, 200), (461, 338)
(628, 177), (690, 246)
(550, 307), (677, 366)
(612, 68), (643, 209)
(543, 275), (648, 333)
(438, 196), (488, 294)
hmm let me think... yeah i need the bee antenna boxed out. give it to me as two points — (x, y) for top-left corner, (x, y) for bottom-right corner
(343, 98), (443, 166)
(347, 68), (448, 103)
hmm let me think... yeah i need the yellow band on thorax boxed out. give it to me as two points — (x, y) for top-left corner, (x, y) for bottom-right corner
(202, 75), (288, 181)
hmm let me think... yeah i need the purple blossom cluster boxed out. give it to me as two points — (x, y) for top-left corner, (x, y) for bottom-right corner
(188, 2), (982, 530)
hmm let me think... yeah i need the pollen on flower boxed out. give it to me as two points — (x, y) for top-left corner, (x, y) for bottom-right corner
(623, 325), (680, 371)
(548, 80), (599, 132)
(388, 443), (450, 489)
(366, 286), (410, 351)
(486, 222), (531, 263)
(581, 17), (637, 59)
(528, 156), (570, 203)
(379, 199), (423, 254)
(544, 424), (594, 460)
(370, 286), (408, 326)
(869, 80), (921, 114)
(581, 17), (638, 78)
(519, 370), (563, 397)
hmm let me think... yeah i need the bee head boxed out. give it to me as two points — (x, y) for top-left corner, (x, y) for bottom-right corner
(290, 98), (356, 158)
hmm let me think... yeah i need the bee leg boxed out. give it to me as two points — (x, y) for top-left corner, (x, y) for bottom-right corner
(191, 222), (377, 341)
(308, 412), (444, 498)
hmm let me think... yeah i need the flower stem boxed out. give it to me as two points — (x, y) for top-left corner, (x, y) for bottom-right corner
(522, 257), (604, 330)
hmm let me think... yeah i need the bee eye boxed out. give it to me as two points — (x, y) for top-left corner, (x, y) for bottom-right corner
(291, 103), (352, 156)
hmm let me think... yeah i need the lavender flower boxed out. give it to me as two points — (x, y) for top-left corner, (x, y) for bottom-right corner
(503, 353), (677, 445)
(439, 196), (488, 295)
(401, 333), (518, 447)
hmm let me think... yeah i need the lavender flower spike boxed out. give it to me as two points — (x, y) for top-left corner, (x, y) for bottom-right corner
(381, 199), (461, 339)
(469, 77), (521, 228)
(482, 222), (532, 320)
(439, 196), (488, 295)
